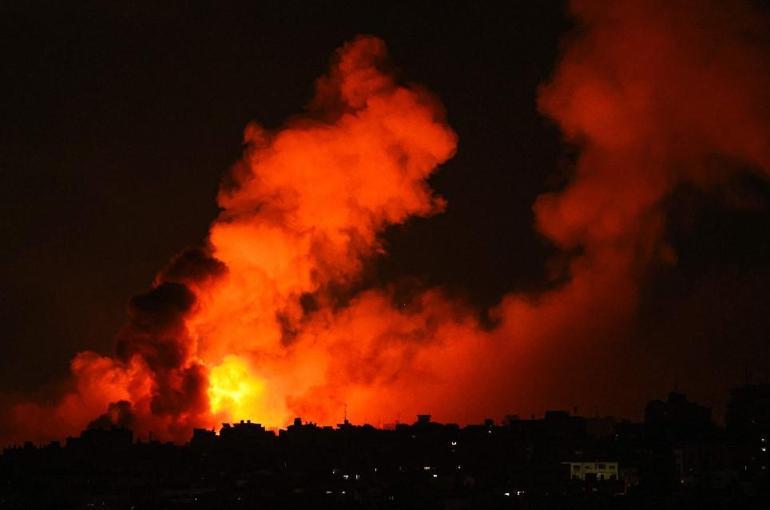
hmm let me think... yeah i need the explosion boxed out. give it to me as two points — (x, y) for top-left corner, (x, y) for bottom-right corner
(207, 356), (264, 418)
(5, 35), (462, 441)
(3, 0), (770, 444)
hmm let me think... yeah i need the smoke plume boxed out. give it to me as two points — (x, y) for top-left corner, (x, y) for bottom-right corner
(3, 0), (770, 444)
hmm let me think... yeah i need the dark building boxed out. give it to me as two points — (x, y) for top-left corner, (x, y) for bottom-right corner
(726, 383), (770, 478)
(65, 426), (133, 451)
(644, 391), (715, 442)
(2, 389), (770, 509)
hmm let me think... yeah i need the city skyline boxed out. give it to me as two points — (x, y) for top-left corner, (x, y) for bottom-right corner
(3, 383), (768, 508)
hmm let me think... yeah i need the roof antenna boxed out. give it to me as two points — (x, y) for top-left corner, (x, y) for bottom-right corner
(344, 403), (348, 425)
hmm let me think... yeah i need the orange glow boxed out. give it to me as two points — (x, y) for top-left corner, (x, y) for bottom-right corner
(3, 35), (463, 442)
(5, 2), (770, 445)
(208, 356), (265, 420)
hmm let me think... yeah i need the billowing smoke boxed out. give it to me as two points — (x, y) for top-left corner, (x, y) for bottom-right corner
(3, 0), (770, 444)
(500, 0), (770, 411)
(2, 35), (459, 442)
(87, 400), (135, 431)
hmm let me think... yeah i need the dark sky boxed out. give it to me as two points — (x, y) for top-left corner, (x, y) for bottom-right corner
(2, 0), (769, 418)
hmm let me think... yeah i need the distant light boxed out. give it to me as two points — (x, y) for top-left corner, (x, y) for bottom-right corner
(432, 474), (438, 478)
(762, 447), (767, 452)
(423, 466), (431, 471)
(355, 474), (360, 480)
(504, 492), (510, 497)
(325, 491), (333, 495)
(341, 490), (346, 495)
(456, 465), (462, 470)
(450, 441), (457, 446)
(342, 474), (349, 480)
(516, 490), (525, 496)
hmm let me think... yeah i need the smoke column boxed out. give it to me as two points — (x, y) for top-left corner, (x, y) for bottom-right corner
(4, 36), (461, 441)
(491, 0), (770, 414)
(3, 0), (770, 444)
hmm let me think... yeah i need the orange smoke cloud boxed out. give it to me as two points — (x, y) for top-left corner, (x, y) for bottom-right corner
(493, 0), (770, 413)
(4, 0), (770, 445)
(189, 35), (459, 428)
(2, 35), (460, 443)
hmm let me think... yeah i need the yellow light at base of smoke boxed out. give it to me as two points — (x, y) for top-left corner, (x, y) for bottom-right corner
(208, 355), (264, 418)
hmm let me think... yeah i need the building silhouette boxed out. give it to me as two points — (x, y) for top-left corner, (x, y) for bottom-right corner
(1, 387), (769, 509)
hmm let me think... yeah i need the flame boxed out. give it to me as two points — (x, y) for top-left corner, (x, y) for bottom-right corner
(207, 356), (264, 419)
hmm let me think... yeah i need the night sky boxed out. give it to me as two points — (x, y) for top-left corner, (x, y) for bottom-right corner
(2, 0), (770, 426)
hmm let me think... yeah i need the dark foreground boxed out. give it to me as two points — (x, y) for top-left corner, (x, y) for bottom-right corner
(2, 385), (769, 509)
